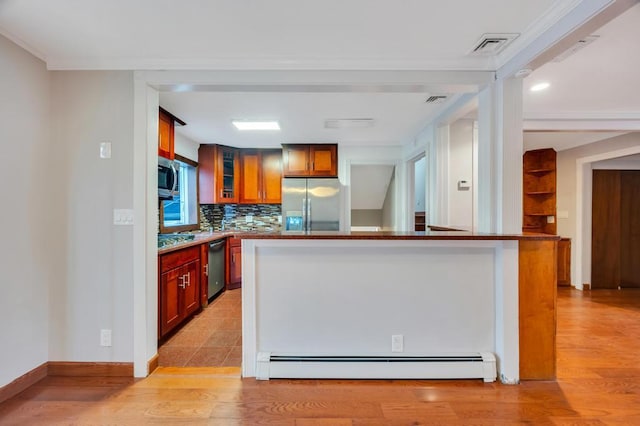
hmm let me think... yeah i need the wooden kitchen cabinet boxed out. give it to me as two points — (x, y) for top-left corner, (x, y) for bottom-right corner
(226, 237), (242, 289)
(557, 238), (571, 286)
(198, 144), (240, 204)
(282, 144), (338, 177)
(158, 246), (201, 339)
(523, 148), (557, 235)
(239, 149), (282, 204)
(158, 107), (186, 160)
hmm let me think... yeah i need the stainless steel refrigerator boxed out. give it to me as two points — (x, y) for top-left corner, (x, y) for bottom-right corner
(282, 178), (341, 232)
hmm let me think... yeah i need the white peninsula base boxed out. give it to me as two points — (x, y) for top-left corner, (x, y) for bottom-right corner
(241, 237), (520, 383)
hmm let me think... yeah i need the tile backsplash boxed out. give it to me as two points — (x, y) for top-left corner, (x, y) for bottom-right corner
(200, 204), (282, 232)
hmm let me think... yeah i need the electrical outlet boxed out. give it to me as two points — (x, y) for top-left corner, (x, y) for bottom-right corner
(100, 329), (112, 347)
(246, 215), (253, 223)
(391, 334), (403, 352)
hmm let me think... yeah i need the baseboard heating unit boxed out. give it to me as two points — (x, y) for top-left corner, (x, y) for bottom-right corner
(255, 352), (497, 382)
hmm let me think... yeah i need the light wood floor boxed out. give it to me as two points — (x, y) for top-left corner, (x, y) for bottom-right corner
(1, 288), (639, 425)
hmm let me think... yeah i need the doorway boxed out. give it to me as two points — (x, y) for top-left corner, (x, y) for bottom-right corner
(591, 169), (640, 289)
(413, 156), (427, 231)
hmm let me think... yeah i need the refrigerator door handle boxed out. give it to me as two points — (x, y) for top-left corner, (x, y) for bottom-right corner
(302, 199), (307, 232)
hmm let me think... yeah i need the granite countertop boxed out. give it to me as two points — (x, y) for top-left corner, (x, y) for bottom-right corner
(158, 229), (560, 255)
(157, 231), (246, 255)
(233, 230), (561, 241)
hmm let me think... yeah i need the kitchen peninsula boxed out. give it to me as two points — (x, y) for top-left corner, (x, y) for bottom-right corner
(238, 231), (558, 384)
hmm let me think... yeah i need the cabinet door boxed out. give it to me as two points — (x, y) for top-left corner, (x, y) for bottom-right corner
(261, 149), (283, 203)
(198, 144), (216, 204)
(309, 144), (337, 177)
(228, 243), (242, 290)
(159, 267), (182, 338)
(282, 145), (310, 177)
(216, 146), (239, 203)
(239, 150), (261, 204)
(158, 110), (174, 160)
(557, 239), (571, 286)
(182, 260), (201, 316)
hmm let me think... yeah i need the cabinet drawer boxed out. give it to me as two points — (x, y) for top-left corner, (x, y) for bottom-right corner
(160, 246), (200, 273)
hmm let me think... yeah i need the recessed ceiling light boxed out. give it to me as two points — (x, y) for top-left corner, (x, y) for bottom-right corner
(232, 120), (280, 131)
(530, 82), (550, 92)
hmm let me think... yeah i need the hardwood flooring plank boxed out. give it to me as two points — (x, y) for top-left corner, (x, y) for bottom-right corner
(1, 288), (640, 425)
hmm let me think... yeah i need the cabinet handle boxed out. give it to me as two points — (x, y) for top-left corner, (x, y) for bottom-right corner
(311, 161), (314, 170)
(185, 273), (191, 287)
(232, 254), (236, 264)
(178, 275), (186, 289)
(204, 264), (209, 276)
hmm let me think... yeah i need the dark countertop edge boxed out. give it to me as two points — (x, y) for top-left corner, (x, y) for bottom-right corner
(233, 231), (562, 241)
(157, 231), (235, 255)
(158, 231), (561, 254)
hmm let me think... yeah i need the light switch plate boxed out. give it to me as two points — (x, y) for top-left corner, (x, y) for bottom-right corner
(113, 209), (134, 225)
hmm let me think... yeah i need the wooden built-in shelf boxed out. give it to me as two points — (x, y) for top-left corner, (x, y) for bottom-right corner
(525, 168), (555, 174)
(523, 148), (557, 235)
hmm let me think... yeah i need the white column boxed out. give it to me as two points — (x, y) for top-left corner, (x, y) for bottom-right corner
(433, 125), (450, 226)
(498, 78), (524, 234)
(476, 78), (523, 234)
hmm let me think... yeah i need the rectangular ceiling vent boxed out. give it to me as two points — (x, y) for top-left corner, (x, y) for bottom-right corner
(325, 118), (375, 129)
(425, 95), (448, 104)
(470, 33), (519, 56)
(551, 35), (599, 62)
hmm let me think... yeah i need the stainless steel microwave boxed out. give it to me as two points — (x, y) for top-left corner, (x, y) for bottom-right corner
(158, 157), (179, 200)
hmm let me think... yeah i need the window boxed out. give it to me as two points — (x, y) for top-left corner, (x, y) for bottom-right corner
(160, 155), (199, 233)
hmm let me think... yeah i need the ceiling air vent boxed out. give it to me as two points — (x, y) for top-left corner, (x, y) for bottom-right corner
(325, 118), (375, 129)
(425, 95), (448, 104)
(470, 33), (519, 56)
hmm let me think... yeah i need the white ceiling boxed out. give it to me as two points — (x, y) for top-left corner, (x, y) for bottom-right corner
(164, 91), (444, 148)
(0, 0), (558, 70)
(1, 0), (638, 150)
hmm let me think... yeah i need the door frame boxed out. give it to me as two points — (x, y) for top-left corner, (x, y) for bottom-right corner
(575, 145), (640, 290)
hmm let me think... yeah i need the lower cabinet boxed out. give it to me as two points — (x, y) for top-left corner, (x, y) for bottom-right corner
(159, 246), (201, 339)
(558, 238), (571, 286)
(226, 237), (242, 289)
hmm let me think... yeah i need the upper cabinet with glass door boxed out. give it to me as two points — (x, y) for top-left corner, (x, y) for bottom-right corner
(198, 144), (240, 204)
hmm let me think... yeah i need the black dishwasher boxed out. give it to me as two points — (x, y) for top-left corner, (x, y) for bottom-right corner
(207, 239), (226, 302)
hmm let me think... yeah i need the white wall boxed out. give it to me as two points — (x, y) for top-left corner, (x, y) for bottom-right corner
(557, 132), (640, 286)
(0, 35), (54, 387)
(382, 171), (396, 230)
(414, 156), (426, 212)
(448, 119), (474, 229)
(339, 145), (404, 231)
(49, 71), (135, 362)
(174, 131), (199, 162)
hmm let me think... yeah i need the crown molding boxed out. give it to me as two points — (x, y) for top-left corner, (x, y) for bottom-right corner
(524, 110), (640, 131)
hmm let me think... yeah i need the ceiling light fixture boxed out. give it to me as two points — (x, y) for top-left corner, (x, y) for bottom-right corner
(530, 82), (550, 92)
(232, 120), (280, 131)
